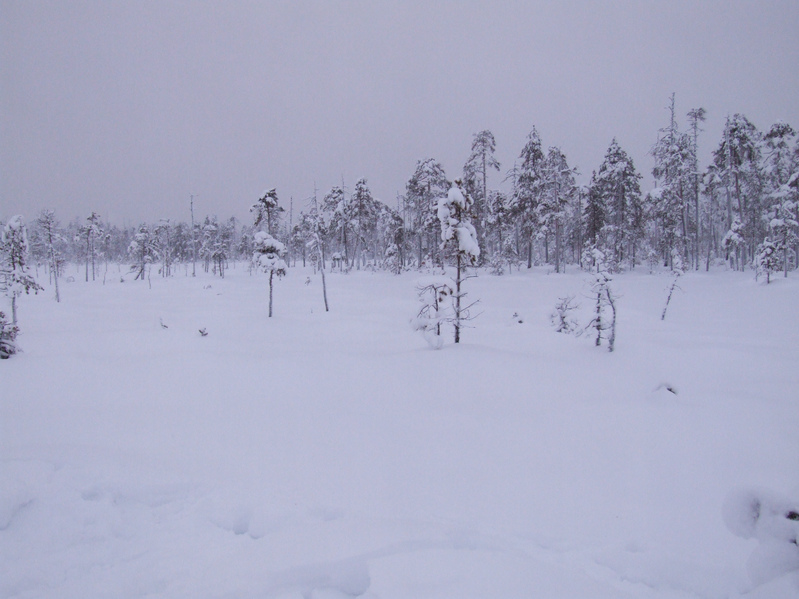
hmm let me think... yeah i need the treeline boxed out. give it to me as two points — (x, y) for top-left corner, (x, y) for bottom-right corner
(6, 96), (799, 281)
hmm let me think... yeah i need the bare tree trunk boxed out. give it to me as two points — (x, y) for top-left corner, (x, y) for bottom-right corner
(320, 267), (329, 312)
(527, 238), (532, 269)
(454, 252), (461, 343)
(555, 220), (562, 273)
(594, 290), (602, 346)
(606, 288), (616, 352)
(268, 271), (274, 317)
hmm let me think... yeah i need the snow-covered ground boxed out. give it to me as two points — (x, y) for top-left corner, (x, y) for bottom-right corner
(2, 263), (798, 598)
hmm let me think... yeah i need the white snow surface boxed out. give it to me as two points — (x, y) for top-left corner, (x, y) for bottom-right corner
(1, 264), (798, 598)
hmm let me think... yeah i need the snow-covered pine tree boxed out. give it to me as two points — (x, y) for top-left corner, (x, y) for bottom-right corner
(463, 130), (500, 261)
(1, 216), (43, 327)
(438, 180), (480, 344)
(252, 189), (282, 236)
(687, 107), (707, 270)
(323, 185), (351, 269)
(35, 209), (63, 302)
(154, 219), (174, 277)
(405, 159), (449, 268)
(650, 94), (693, 269)
(762, 123), (799, 277)
(583, 172), (606, 262)
(485, 189), (511, 264)
(307, 188), (330, 311)
(128, 224), (158, 281)
(348, 178), (380, 269)
(252, 232), (287, 317)
(376, 203), (405, 274)
(86, 212), (103, 281)
(540, 146), (577, 273)
(712, 114), (763, 269)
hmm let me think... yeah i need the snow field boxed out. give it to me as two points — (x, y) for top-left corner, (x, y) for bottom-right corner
(1, 264), (798, 598)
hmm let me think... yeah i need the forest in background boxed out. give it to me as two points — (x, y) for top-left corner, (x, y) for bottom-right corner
(3, 96), (798, 287)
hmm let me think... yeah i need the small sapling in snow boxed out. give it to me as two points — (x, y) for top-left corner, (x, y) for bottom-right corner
(550, 296), (579, 334)
(413, 278), (452, 350)
(661, 250), (684, 320)
(252, 232), (287, 317)
(755, 239), (779, 284)
(584, 249), (617, 352)
(437, 180), (480, 343)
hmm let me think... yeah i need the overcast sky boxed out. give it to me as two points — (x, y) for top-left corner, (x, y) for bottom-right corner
(2, 0), (798, 226)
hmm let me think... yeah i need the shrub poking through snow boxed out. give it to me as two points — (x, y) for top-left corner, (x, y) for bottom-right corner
(412, 277), (453, 350)
(252, 232), (287, 317)
(551, 295), (579, 334)
(0, 310), (19, 359)
(661, 249), (684, 320)
(585, 249), (617, 352)
(437, 180), (480, 343)
(723, 487), (799, 587)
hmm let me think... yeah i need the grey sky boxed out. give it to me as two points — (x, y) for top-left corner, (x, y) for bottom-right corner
(2, 0), (798, 226)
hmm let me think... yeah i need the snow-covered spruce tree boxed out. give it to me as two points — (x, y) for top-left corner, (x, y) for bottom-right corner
(348, 178), (380, 270)
(589, 139), (643, 270)
(755, 239), (779, 284)
(438, 180), (480, 343)
(661, 249), (684, 320)
(85, 211), (103, 282)
(510, 127), (546, 268)
(1, 216), (43, 327)
(585, 249), (617, 352)
(252, 232), (287, 317)
(384, 243), (401, 275)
